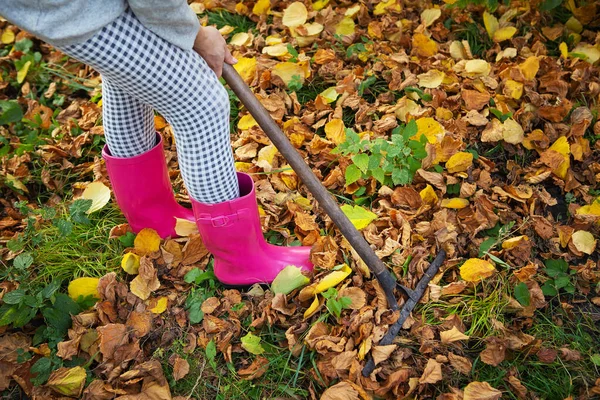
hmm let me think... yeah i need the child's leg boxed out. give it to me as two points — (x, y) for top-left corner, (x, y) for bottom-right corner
(101, 79), (155, 157)
(59, 9), (239, 204)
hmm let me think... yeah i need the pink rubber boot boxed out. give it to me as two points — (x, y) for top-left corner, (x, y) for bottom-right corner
(191, 172), (313, 285)
(102, 133), (194, 238)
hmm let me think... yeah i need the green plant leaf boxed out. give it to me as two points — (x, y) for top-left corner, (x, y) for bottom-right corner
(0, 100), (23, 125)
(514, 282), (530, 306)
(271, 265), (310, 295)
(554, 275), (571, 289)
(118, 231), (136, 247)
(352, 153), (369, 174)
(540, 0), (563, 11)
(345, 164), (362, 185)
(54, 219), (73, 237)
(478, 237), (497, 257)
(241, 332), (265, 355)
(3, 289), (26, 305)
(14, 252), (34, 270)
(30, 357), (53, 386)
(541, 281), (558, 297)
(340, 204), (377, 230)
(591, 354), (600, 366)
(371, 167), (385, 184)
(544, 259), (568, 277)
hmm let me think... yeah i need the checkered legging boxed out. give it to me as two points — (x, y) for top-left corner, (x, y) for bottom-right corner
(59, 8), (239, 204)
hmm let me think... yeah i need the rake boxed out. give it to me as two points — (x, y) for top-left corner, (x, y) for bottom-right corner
(222, 64), (446, 376)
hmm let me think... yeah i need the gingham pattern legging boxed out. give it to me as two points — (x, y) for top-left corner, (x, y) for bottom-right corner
(59, 8), (239, 204)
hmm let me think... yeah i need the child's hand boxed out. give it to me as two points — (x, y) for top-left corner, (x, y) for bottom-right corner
(193, 26), (237, 78)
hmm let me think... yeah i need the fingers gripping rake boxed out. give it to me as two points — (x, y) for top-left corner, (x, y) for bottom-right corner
(222, 64), (447, 377)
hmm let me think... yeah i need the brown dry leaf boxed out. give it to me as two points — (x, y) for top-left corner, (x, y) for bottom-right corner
(463, 381), (502, 400)
(169, 355), (190, 381)
(440, 326), (470, 344)
(448, 352), (472, 375)
(321, 381), (360, 400)
(419, 358), (443, 384)
(97, 323), (128, 360)
(238, 356), (269, 380)
(130, 257), (160, 300)
(480, 337), (506, 366)
(372, 344), (396, 366)
(126, 311), (153, 338)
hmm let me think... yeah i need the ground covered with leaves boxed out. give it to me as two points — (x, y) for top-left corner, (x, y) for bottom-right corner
(1, 0), (600, 399)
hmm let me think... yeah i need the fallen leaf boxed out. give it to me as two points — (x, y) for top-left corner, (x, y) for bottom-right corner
(314, 264), (352, 294)
(241, 332), (265, 355)
(420, 358), (443, 384)
(282, 2), (308, 28)
(271, 265), (310, 295)
(321, 381), (360, 400)
(571, 230), (596, 254)
(149, 296), (168, 314)
(440, 326), (470, 343)
(463, 381), (502, 400)
(46, 366), (86, 397)
(340, 204), (377, 230)
(460, 258), (496, 282)
(134, 228), (161, 255)
(68, 277), (100, 302)
(121, 252), (140, 275)
(82, 182), (111, 214)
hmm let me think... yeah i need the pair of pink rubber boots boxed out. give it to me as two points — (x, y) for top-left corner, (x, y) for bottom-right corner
(102, 134), (313, 285)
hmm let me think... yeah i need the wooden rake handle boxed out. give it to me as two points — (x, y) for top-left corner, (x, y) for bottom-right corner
(221, 63), (399, 310)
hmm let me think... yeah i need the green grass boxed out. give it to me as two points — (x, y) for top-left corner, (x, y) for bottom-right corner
(416, 278), (510, 338)
(28, 202), (127, 283)
(294, 77), (332, 105)
(158, 328), (314, 399)
(206, 10), (257, 37)
(455, 21), (493, 58)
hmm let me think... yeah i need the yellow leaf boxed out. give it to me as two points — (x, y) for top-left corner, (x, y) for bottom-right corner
(265, 35), (283, 45)
(576, 200), (600, 217)
(449, 41), (468, 60)
(272, 62), (305, 87)
(441, 198), (470, 209)
(373, 0), (401, 15)
(149, 297), (168, 314)
(571, 230), (596, 254)
(549, 136), (570, 179)
(446, 152), (473, 173)
(493, 26), (517, 42)
(68, 277), (100, 301)
(440, 326), (470, 343)
(218, 25), (235, 35)
(565, 16), (583, 33)
(5, 173), (28, 193)
(174, 218), (198, 236)
(465, 59), (491, 77)
(559, 42), (569, 58)
(483, 11), (499, 38)
(134, 228), (161, 255)
(519, 56), (540, 80)
(335, 17), (355, 36)
(460, 258), (496, 282)
(501, 235), (529, 249)
(234, 57), (257, 83)
(252, 0), (271, 15)
(505, 79), (523, 99)
(325, 119), (345, 144)
(47, 366), (86, 397)
(571, 43), (600, 64)
(502, 118), (524, 144)
(282, 2), (308, 28)
(303, 295), (320, 318)
(412, 33), (438, 58)
(319, 87), (339, 103)
(420, 185), (438, 205)
(81, 181), (111, 214)
(230, 32), (251, 47)
(121, 252), (141, 275)
(463, 381), (502, 400)
(1, 28), (15, 44)
(17, 60), (31, 84)
(314, 264), (352, 294)
(340, 204), (377, 230)
(421, 8), (441, 27)
(238, 114), (258, 130)
(417, 69), (445, 88)
(395, 97), (420, 122)
(257, 144), (278, 166)
(415, 117), (444, 144)
(312, 0), (330, 11)
(262, 43), (289, 57)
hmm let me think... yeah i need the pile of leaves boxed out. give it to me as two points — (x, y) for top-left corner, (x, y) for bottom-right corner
(1, 0), (600, 399)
